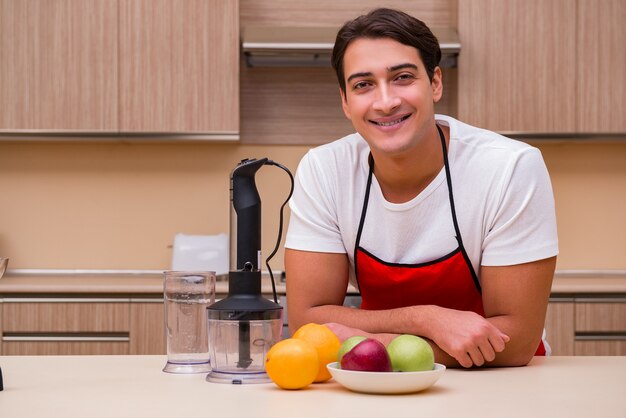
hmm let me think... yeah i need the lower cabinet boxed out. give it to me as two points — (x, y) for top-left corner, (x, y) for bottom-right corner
(2, 295), (623, 356)
(0, 297), (165, 355)
(545, 297), (626, 356)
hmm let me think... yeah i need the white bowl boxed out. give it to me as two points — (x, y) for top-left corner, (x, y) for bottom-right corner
(326, 362), (445, 394)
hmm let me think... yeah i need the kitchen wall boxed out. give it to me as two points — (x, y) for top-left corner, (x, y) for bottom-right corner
(1, 140), (625, 271)
(1, 0), (624, 273)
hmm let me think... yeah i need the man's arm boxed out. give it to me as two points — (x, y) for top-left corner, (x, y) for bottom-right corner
(478, 256), (556, 366)
(285, 248), (511, 368)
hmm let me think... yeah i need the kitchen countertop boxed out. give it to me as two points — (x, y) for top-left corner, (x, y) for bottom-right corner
(0, 355), (624, 418)
(1, 273), (626, 296)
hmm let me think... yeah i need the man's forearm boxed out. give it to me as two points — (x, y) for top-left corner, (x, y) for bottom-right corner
(291, 303), (464, 366)
(291, 303), (513, 368)
(290, 303), (435, 339)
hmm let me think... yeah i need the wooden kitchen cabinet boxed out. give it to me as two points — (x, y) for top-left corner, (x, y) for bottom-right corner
(457, 0), (577, 133)
(0, 299), (130, 355)
(573, 300), (626, 356)
(458, 0), (626, 134)
(0, 298), (166, 356)
(0, 0), (118, 131)
(118, 0), (239, 134)
(129, 301), (166, 355)
(576, 0), (626, 132)
(544, 300), (575, 355)
(544, 297), (626, 356)
(0, 0), (239, 136)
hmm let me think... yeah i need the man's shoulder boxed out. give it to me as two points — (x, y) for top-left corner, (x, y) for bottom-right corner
(442, 115), (534, 152)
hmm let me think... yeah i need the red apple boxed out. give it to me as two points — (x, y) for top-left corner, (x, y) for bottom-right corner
(340, 338), (392, 372)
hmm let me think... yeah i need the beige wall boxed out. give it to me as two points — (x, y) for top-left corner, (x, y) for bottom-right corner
(1, 140), (625, 271)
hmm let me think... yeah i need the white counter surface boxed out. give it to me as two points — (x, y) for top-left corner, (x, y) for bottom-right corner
(0, 355), (624, 418)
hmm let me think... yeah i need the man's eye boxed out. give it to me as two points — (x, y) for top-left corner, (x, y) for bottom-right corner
(396, 73), (415, 82)
(353, 81), (370, 90)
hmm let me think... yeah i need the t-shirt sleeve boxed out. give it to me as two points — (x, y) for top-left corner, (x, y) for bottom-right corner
(284, 151), (347, 253)
(481, 147), (559, 266)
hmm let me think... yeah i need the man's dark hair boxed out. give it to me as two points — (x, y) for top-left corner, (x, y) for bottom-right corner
(331, 8), (442, 94)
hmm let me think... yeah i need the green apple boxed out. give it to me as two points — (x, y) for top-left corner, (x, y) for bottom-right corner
(386, 334), (434, 372)
(337, 335), (367, 364)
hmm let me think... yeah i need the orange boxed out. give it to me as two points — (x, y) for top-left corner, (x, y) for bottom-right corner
(265, 338), (319, 390)
(292, 323), (341, 382)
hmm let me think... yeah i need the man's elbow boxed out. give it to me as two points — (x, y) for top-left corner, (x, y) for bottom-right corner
(496, 341), (540, 367)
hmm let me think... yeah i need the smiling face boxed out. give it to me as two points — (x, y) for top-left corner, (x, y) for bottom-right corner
(340, 37), (443, 159)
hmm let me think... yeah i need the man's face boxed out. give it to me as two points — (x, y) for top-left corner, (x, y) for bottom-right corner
(340, 37), (442, 158)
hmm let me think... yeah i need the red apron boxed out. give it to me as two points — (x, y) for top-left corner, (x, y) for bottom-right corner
(353, 125), (546, 356)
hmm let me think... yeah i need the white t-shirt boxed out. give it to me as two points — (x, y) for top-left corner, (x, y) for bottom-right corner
(285, 115), (559, 288)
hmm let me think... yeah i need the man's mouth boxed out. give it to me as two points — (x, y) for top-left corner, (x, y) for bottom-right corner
(370, 114), (411, 126)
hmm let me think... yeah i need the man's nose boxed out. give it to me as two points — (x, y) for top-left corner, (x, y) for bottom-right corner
(372, 86), (401, 113)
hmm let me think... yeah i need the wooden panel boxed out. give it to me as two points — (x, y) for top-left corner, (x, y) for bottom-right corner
(240, 59), (457, 145)
(240, 66), (352, 145)
(575, 340), (626, 356)
(575, 302), (626, 332)
(2, 341), (128, 356)
(2, 303), (129, 333)
(129, 302), (166, 355)
(577, 0), (626, 132)
(240, 0), (457, 145)
(457, 0), (577, 132)
(241, 0), (455, 27)
(119, 0), (239, 133)
(0, 0), (117, 130)
(544, 301), (575, 355)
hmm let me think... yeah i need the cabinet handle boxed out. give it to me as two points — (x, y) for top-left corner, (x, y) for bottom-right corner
(3, 334), (130, 342)
(575, 297), (626, 303)
(1, 297), (130, 303)
(575, 333), (626, 341)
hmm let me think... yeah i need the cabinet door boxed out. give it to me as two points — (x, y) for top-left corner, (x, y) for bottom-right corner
(2, 301), (129, 332)
(574, 300), (626, 355)
(577, 0), (626, 132)
(129, 301), (166, 354)
(0, 0), (118, 131)
(119, 0), (239, 134)
(1, 300), (130, 355)
(544, 300), (575, 355)
(2, 341), (129, 356)
(458, 0), (576, 133)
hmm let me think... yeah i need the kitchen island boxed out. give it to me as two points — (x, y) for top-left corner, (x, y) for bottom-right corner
(0, 355), (624, 417)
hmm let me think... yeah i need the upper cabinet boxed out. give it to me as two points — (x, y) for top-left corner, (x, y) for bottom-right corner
(458, 0), (626, 134)
(0, 0), (239, 138)
(118, 0), (239, 134)
(458, 0), (577, 133)
(0, 0), (118, 131)
(576, 0), (626, 132)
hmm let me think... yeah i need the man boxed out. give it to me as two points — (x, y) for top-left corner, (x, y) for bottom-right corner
(284, 8), (558, 368)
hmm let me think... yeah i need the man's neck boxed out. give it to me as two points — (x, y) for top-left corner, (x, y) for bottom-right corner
(372, 124), (449, 204)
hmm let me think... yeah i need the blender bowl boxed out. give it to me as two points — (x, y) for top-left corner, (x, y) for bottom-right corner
(207, 316), (282, 384)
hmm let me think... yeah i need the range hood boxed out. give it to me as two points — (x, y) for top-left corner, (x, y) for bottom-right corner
(242, 26), (461, 68)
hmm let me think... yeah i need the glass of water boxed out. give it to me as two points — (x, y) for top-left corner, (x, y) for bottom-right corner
(163, 271), (216, 373)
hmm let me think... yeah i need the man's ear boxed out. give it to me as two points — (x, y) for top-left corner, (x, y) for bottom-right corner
(431, 66), (443, 103)
(340, 88), (352, 120)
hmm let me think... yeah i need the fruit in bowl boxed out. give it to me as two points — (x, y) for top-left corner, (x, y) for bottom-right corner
(340, 338), (392, 372)
(387, 334), (435, 372)
(337, 335), (366, 364)
(329, 334), (443, 394)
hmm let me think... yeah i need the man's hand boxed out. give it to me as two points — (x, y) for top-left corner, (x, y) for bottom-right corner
(423, 307), (510, 368)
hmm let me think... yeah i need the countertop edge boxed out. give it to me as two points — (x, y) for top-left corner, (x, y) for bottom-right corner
(1, 275), (626, 296)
